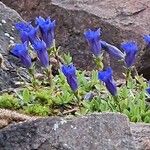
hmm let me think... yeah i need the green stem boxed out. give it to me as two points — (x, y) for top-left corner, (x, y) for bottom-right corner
(28, 68), (37, 89)
(126, 68), (131, 86)
(45, 65), (53, 87)
(94, 55), (104, 70)
(106, 100), (114, 112)
(74, 90), (81, 110)
(133, 66), (138, 76)
(113, 96), (122, 112)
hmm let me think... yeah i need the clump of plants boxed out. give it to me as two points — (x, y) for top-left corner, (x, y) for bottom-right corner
(0, 16), (150, 122)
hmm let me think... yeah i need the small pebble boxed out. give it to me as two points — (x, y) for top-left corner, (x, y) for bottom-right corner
(1, 19), (6, 24)
(0, 23), (2, 26)
(9, 40), (14, 44)
(10, 36), (15, 40)
(4, 33), (10, 37)
(60, 119), (67, 125)
(73, 127), (77, 130)
(84, 92), (94, 101)
(53, 123), (59, 131)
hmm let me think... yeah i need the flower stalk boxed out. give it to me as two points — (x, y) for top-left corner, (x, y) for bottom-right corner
(95, 55), (104, 70)
(74, 91), (80, 106)
(45, 65), (53, 87)
(125, 68), (131, 86)
(113, 96), (122, 112)
(28, 67), (37, 89)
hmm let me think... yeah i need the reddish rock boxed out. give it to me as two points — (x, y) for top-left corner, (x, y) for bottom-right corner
(1, 0), (150, 79)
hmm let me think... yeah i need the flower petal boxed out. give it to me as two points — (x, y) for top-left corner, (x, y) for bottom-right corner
(36, 16), (56, 48)
(11, 43), (32, 68)
(121, 41), (138, 68)
(101, 41), (125, 60)
(61, 64), (78, 91)
(98, 67), (117, 96)
(98, 67), (113, 82)
(32, 40), (49, 67)
(84, 28), (102, 57)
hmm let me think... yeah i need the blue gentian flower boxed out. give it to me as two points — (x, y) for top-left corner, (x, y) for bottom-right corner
(146, 88), (150, 95)
(100, 41), (125, 60)
(62, 64), (78, 92)
(11, 42), (32, 68)
(32, 40), (49, 68)
(146, 81), (150, 95)
(84, 28), (102, 57)
(98, 67), (117, 96)
(143, 35), (150, 45)
(121, 41), (138, 68)
(35, 16), (56, 48)
(15, 22), (38, 44)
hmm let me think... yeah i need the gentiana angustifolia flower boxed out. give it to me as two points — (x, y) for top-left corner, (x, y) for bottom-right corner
(11, 42), (32, 68)
(62, 64), (78, 92)
(84, 28), (102, 57)
(35, 16), (56, 48)
(15, 22), (38, 44)
(121, 41), (138, 68)
(32, 40), (49, 68)
(146, 81), (150, 95)
(100, 41), (125, 60)
(98, 67), (117, 96)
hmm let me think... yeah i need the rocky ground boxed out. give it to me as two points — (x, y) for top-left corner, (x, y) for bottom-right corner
(0, 112), (149, 150)
(0, 1), (150, 149)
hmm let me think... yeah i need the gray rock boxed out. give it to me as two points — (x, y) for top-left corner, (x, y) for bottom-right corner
(0, 2), (29, 91)
(2, 0), (150, 79)
(0, 113), (136, 150)
(131, 123), (150, 150)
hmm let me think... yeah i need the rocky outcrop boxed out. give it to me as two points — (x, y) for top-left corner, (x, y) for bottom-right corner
(0, 2), (29, 91)
(1, 0), (150, 79)
(0, 113), (137, 150)
(0, 112), (150, 150)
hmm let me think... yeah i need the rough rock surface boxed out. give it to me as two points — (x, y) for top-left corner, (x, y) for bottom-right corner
(131, 123), (150, 150)
(0, 113), (136, 150)
(2, 0), (150, 79)
(0, 109), (40, 129)
(0, 2), (29, 91)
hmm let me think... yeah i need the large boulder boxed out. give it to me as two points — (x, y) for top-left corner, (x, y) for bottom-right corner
(0, 113), (137, 150)
(1, 0), (150, 79)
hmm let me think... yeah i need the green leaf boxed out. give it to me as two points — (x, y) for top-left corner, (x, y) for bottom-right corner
(144, 116), (150, 123)
(131, 116), (137, 122)
(63, 53), (72, 64)
(123, 109), (130, 117)
(22, 88), (30, 103)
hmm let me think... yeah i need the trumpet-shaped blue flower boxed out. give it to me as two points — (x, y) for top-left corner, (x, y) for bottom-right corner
(84, 28), (102, 57)
(98, 67), (117, 96)
(100, 41), (125, 60)
(32, 40), (49, 68)
(35, 16), (56, 48)
(146, 81), (150, 95)
(62, 64), (78, 91)
(15, 22), (38, 44)
(143, 35), (150, 45)
(146, 88), (150, 95)
(121, 41), (138, 68)
(11, 42), (32, 68)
